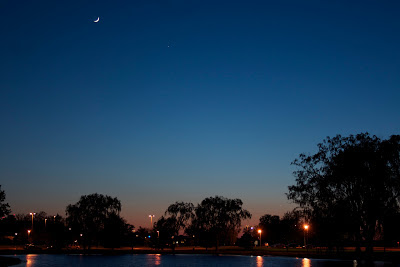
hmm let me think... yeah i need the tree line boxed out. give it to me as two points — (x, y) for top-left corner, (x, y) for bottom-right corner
(0, 192), (251, 250)
(288, 133), (400, 259)
(0, 132), (399, 258)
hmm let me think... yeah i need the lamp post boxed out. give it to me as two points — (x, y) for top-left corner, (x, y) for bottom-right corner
(157, 231), (160, 238)
(149, 215), (155, 228)
(258, 230), (262, 247)
(131, 229), (136, 250)
(304, 224), (309, 247)
(27, 230), (31, 242)
(29, 213), (35, 230)
(45, 219), (47, 230)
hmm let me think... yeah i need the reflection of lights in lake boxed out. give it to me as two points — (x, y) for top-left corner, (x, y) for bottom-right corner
(256, 255), (263, 267)
(154, 254), (161, 265)
(26, 254), (38, 267)
(146, 254), (162, 266)
(302, 257), (311, 267)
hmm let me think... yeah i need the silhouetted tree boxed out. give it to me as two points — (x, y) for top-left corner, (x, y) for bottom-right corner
(0, 185), (11, 218)
(196, 196), (251, 250)
(165, 196), (251, 252)
(46, 214), (66, 248)
(259, 214), (280, 244)
(255, 212), (303, 246)
(165, 202), (194, 232)
(65, 193), (122, 249)
(0, 215), (17, 245)
(103, 213), (126, 249)
(382, 211), (400, 247)
(288, 133), (400, 258)
(237, 228), (255, 249)
(279, 210), (303, 245)
(154, 216), (180, 249)
(135, 227), (150, 247)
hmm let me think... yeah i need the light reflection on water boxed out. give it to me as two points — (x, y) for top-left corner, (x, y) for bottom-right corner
(302, 257), (310, 267)
(256, 255), (263, 267)
(25, 254), (38, 267)
(154, 254), (161, 265)
(13, 254), (364, 267)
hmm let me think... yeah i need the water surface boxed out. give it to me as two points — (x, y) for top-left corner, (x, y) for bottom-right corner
(12, 254), (384, 267)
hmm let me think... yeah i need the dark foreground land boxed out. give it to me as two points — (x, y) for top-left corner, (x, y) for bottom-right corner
(2, 246), (400, 265)
(0, 255), (21, 267)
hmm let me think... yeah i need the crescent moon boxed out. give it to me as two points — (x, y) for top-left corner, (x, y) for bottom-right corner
(94, 17), (100, 23)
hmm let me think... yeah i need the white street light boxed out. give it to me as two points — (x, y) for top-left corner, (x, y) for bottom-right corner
(149, 215), (155, 228)
(29, 213), (36, 230)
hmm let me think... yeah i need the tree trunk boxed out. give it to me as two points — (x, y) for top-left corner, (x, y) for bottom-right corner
(354, 231), (362, 257)
(214, 232), (222, 253)
(362, 219), (376, 261)
(365, 231), (374, 261)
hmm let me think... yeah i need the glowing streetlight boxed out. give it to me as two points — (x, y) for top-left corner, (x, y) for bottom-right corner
(29, 213), (36, 229)
(27, 230), (31, 240)
(258, 229), (262, 247)
(45, 219), (47, 229)
(157, 231), (160, 238)
(304, 224), (309, 247)
(149, 215), (155, 228)
(131, 229), (136, 251)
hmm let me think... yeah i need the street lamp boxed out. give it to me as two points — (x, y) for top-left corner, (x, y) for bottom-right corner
(304, 224), (309, 247)
(157, 231), (160, 238)
(45, 219), (47, 229)
(131, 229), (136, 251)
(149, 215), (155, 228)
(29, 213), (36, 230)
(27, 230), (31, 241)
(258, 230), (262, 247)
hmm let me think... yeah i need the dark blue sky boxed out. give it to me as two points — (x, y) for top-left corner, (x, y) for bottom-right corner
(1, 0), (399, 227)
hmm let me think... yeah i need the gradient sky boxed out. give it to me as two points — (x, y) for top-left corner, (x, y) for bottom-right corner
(1, 0), (399, 228)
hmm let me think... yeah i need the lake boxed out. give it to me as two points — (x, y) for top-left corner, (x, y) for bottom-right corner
(10, 254), (390, 267)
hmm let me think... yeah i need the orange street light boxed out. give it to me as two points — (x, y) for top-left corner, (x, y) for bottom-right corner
(27, 230), (31, 240)
(304, 224), (309, 246)
(258, 230), (262, 247)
